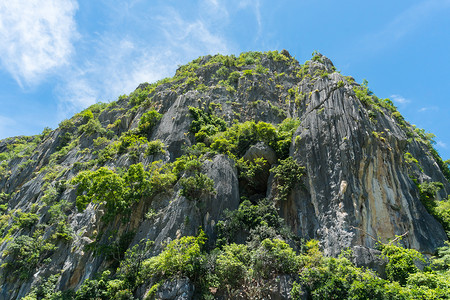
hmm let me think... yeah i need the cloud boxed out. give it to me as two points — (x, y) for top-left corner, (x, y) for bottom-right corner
(202, 0), (229, 20)
(0, 0), (79, 86)
(56, 2), (235, 119)
(390, 94), (411, 105)
(418, 106), (439, 112)
(56, 38), (174, 119)
(156, 8), (229, 56)
(238, 0), (262, 38)
(53, 0), (267, 119)
(437, 140), (448, 149)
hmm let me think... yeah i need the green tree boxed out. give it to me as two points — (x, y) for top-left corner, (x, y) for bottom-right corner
(270, 157), (305, 201)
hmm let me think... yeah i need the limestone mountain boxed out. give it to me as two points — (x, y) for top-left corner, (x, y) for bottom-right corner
(0, 50), (449, 299)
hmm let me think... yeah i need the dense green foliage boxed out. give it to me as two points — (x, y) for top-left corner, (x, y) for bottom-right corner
(413, 180), (450, 238)
(23, 236), (450, 299)
(179, 173), (216, 200)
(138, 110), (162, 134)
(435, 199), (450, 237)
(72, 162), (177, 222)
(210, 118), (300, 159)
(417, 181), (444, 212)
(270, 157), (305, 201)
(3, 230), (56, 280)
(292, 240), (450, 300)
(188, 106), (227, 142)
(216, 197), (295, 247)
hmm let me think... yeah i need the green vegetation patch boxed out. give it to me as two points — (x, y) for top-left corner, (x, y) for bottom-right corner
(210, 118), (300, 159)
(72, 162), (176, 222)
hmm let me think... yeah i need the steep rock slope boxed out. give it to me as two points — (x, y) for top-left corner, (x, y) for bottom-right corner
(0, 50), (448, 299)
(286, 56), (448, 256)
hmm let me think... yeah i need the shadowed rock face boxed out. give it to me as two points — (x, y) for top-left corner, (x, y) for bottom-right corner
(0, 51), (448, 299)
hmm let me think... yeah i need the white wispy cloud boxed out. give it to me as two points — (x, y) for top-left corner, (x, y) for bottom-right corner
(54, 0), (266, 119)
(156, 8), (229, 57)
(238, 0), (262, 38)
(0, 0), (79, 86)
(437, 141), (448, 149)
(202, 0), (229, 20)
(418, 106), (439, 112)
(390, 94), (411, 105)
(56, 1), (237, 118)
(56, 38), (175, 119)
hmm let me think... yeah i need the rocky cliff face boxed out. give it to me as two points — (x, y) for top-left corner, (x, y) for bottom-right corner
(0, 50), (448, 299)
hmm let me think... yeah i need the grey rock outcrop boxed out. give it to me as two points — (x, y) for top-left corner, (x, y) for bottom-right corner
(154, 278), (195, 300)
(352, 245), (387, 278)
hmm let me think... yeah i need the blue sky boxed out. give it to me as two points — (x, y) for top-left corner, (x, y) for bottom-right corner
(1, 0), (450, 159)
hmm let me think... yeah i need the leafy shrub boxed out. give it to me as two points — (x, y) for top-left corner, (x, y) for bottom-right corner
(209, 118), (299, 159)
(417, 181), (443, 212)
(172, 155), (202, 177)
(216, 198), (289, 246)
(267, 50), (289, 62)
(97, 141), (120, 165)
(78, 118), (106, 136)
(3, 230), (56, 280)
(117, 241), (154, 289)
(72, 163), (158, 222)
(270, 157), (305, 201)
(56, 132), (73, 152)
(138, 110), (162, 134)
(80, 109), (94, 122)
(180, 173), (216, 200)
(143, 230), (206, 280)
(93, 136), (109, 148)
(118, 133), (146, 154)
(252, 238), (299, 278)
(215, 243), (250, 288)
(188, 106), (227, 141)
(228, 71), (240, 84)
(311, 51), (323, 63)
(235, 157), (268, 191)
(435, 198), (450, 237)
(22, 274), (75, 300)
(429, 146), (450, 182)
(243, 69), (253, 77)
(59, 119), (75, 130)
(74, 270), (112, 300)
(145, 140), (165, 156)
(237, 51), (263, 66)
(129, 86), (155, 106)
(353, 79), (374, 105)
(297, 242), (390, 300)
(53, 220), (73, 241)
(404, 152), (421, 169)
(381, 243), (425, 285)
(254, 64), (269, 74)
(90, 231), (136, 266)
(146, 161), (177, 196)
(215, 66), (230, 80)
(432, 241), (450, 270)
(13, 211), (39, 229)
